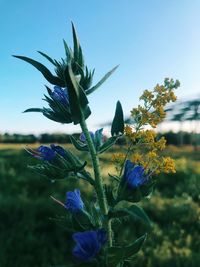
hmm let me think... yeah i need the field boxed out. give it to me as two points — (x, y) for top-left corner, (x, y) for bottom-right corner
(0, 144), (200, 267)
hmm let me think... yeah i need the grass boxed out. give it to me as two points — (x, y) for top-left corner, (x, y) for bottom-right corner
(0, 144), (199, 267)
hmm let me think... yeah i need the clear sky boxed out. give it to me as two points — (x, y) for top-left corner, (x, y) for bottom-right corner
(1, 0), (200, 134)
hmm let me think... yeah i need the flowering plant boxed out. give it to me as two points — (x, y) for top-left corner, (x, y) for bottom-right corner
(14, 23), (179, 267)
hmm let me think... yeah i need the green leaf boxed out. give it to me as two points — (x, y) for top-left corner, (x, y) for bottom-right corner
(108, 173), (120, 182)
(140, 181), (156, 197)
(63, 39), (73, 61)
(13, 55), (65, 87)
(107, 234), (147, 266)
(37, 51), (56, 66)
(64, 63), (91, 124)
(127, 205), (151, 227)
(98, 136), (118, 154)
(71, 22), (84, 68)
(23, 108), (43, 113)
(73, 210), (93, 230)
(80, 67), (94, 91)
(111, 101), (124, 136)
(109, 205), (151, 228)
(104, 185), (117, 207)
(62, 149), (87, 172)
(89, 205), (102, 228)
(86, 65), (119, 95)
(69, 135), (88, 151)
(94, 128), (103, 150)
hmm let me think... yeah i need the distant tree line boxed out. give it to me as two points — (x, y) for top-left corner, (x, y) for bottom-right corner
(0, 133), (78, 144)
(158, 131), (200, 146)
(0, 131), (200, 146)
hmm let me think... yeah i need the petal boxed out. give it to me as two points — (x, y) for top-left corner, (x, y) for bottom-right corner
(73, 231), (100, 257)
(127, 165), (146, 188)
(80, 132), (86, 142)
(124, 160), (135, 178)
(73, 244), (91, 261)
(97, 229), (107, 246)
(65, 189), (84, 212)
(50, 144), (66, 157)
(54, 85), (63, 93)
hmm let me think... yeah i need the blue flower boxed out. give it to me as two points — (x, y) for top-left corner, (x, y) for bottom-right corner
(79, 128), (103, 144)
(65, 189), (84, 213)
(32, 145), (56, 161)
(124, 160), (148, 189)
(79, 131), (95, 142)
(27, 144), (67, 161)
(72, 229), (107, 261)
(50, 144), (66, 157)
(51, 85), (69, 105)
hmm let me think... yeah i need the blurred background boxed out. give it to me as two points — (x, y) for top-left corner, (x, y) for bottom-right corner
(0, 0), (200, 266)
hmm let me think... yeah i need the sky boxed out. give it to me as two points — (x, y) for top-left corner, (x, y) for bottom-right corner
(1, 0), (200, 134)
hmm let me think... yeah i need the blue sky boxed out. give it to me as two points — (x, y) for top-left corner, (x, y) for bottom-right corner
(1, 0), (200, 134)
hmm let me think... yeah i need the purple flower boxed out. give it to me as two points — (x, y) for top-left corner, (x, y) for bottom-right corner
(50, 144), (66, 157)
(27, 144), (66, 161)
(124, 160), (148, 189)
(79, 128), (103, 144)
(65, 189), (84, 213)
(72, 229), (107, 261)
(51, 86), (69, 105)
(33, 145), (56, 161)
(79, 131), (94, 142)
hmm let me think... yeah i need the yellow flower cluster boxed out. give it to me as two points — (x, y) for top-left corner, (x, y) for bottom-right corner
(131, 78), (180, 128)
(112, 152), (126, 173)
(130, 152), (176, 175)
(124, 127), (166, 151)
(112, 153), (126, 165)
(113, 78), (179, 177)
(124, 125), (137, 141)
(161, 157), (176, 173)
(137, 130), (156, 143)
(154, 137), (166, 150)
(131, 152), (143, 163)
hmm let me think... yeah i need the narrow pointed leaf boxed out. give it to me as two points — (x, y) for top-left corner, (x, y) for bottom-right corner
(71, 22), (84, 67)
(69, 136), (88, 151)
(94, 128), (103, 150)
(65, 63), (91, 124)
(111, 101), (124, 136)
(37, 51), (56, 66)
(127, 205), (151, 227)
(13, 55), (64, 86)
(108, 173), (120, 182)
(108, 205), (151, 228)
(86, 65), (119, 95)
(63, 39), (73, 60)
(23, 108), (43, 113)
(71, 22), (80, 61)
(107, 234), (147, 266)
(98, 136), (118, 154)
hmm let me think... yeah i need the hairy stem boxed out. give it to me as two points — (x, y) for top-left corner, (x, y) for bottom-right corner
(80, 115), (112, 246)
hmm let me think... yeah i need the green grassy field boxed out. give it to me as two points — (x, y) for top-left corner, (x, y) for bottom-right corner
(0, 144), (199, 267)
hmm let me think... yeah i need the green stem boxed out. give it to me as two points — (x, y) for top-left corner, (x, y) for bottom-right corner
(80, 114), (112, 247)
(119, 141), (133, 177)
